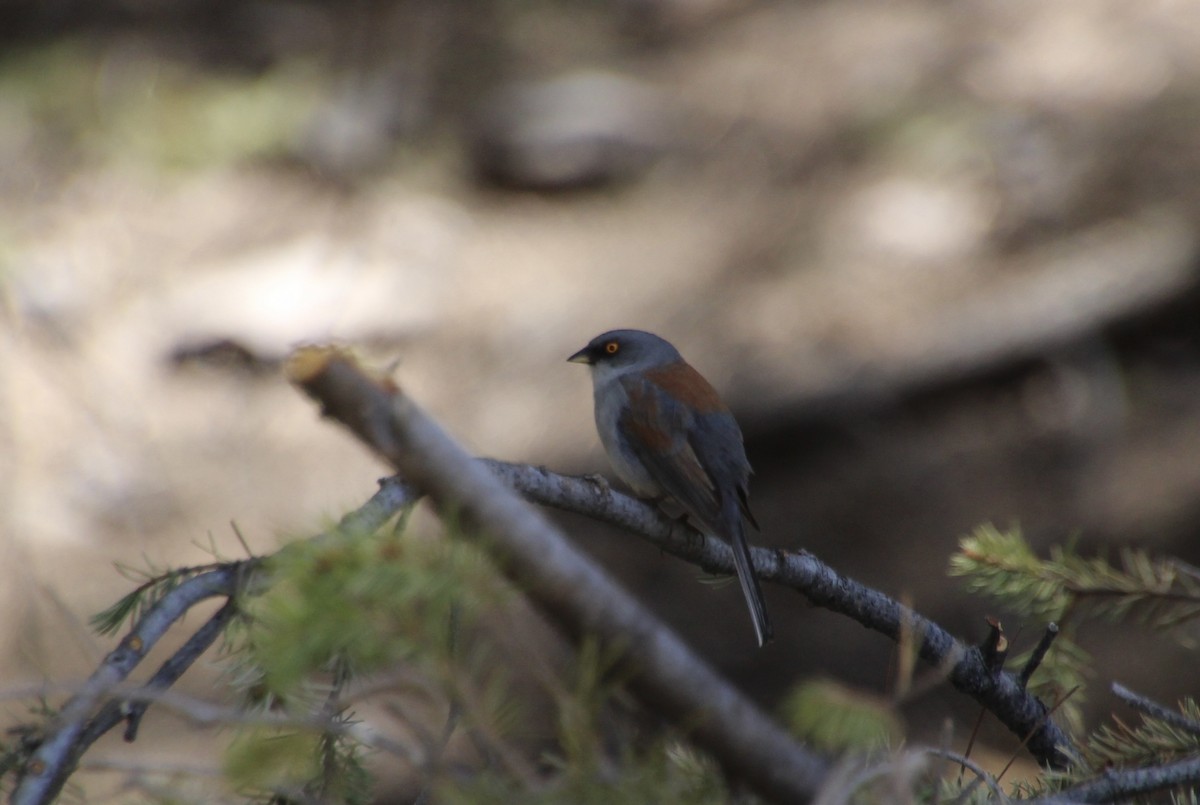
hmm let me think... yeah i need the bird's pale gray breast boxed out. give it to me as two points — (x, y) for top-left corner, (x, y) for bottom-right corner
(593, 376), (663, 497)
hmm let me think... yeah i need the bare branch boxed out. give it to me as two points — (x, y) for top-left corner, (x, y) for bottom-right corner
(1111, 682), (1200, 738)
(114, 599), (239, 742)
(1019, 623), (1060, 689)
(329, 474), (420, 539)
(478, 458), (1074, 769)
(919, 746), (1008, 803)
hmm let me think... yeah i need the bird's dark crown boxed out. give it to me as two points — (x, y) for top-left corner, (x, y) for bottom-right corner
(567, 329), (683, 368)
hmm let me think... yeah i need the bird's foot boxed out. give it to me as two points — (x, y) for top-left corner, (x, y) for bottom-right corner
(584, 473), (612, 491)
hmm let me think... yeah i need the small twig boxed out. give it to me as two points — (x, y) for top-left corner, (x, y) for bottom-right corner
(1019, 623), (1060, 689)
(412, 699), (462, 805)
(125, 599), (240, 742)
(413, 603), (463, 805)
(919, 746), (1008, 803)
(1111, 682), (1200, 737)
(332, 474), (420, 539)
(105, 686), (423, 763)
(959, 706), (987, 788)
(980, 617), (1009, 674)
(77, 757), (225, 777)
(230, 521), (254, 559)
(997, 685), (1080, 783)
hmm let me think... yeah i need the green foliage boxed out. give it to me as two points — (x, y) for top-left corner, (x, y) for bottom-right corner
(90, 561), (232, 636)
(1085, 697), (1200, 770)
(245, 527), (503, 696)
(0, 40), (321, 171)
(949, 525), (1068, 624)
(226, 729), (322, 794)
(950, 524), (1200, 634)
(221, 521), (518, 803)
(949, 524), (1200, 734)
(227, 720), (372, 805)
(782, 679), (903, 754)
(221, 517), (744, 804)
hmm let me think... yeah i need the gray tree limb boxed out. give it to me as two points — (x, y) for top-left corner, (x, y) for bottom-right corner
(1031, 755), (1200, 803)
(476, 458), (1074, 769)
(1110, 682), (1200, 738)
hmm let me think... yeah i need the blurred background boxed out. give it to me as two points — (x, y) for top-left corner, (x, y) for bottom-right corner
(3, 0), (1200, 797)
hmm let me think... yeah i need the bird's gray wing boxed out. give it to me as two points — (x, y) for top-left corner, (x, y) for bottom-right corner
(616, 373), (723, 532)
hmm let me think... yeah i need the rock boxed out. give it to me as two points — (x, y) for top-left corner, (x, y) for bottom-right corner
(469, 71), (672, 191)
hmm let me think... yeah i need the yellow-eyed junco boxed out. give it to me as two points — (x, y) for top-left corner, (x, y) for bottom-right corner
(568, 329), (772, 646)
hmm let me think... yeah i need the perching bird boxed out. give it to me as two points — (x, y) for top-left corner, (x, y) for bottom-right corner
(568, 329), (772, 646)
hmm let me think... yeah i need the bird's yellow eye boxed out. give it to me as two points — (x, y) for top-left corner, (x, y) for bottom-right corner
(605, 341), (620, 354)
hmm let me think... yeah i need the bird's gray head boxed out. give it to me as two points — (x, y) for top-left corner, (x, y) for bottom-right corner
(567, 329), (683, 378)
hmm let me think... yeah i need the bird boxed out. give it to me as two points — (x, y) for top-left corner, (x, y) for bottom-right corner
(568, 329), (772, 646)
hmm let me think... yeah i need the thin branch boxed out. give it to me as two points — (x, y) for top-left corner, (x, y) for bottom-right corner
(103, 687), (424, 764)
(119, 599), (240, 742)
(1031, 754), (1200, 803)
(919, 746), (1008, 803)
(288, 346), (831, 804)
(480, 459), (1075, 769)
(1019, 623), (1060, 689)
(329, 474), (420, 539)
(1111, 682), (1200, 738)
(13, 566), (244, 805)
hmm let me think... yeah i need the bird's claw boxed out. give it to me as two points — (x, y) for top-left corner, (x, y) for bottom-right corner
(584, 473), (612, 491)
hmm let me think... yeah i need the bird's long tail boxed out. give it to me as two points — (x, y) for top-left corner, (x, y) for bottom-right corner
(726, 503), (773, 647)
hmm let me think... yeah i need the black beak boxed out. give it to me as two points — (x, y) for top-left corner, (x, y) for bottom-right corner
(567, 346), (593, 365)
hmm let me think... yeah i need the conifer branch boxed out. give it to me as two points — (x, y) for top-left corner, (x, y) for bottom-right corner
(476, 458), (1074, 768)
(951, 525), (1200, 632)
(1033, 754), (1200, 803)
(9, 475), (421, 805)
(1110, 682), (1200, 738)
(14, 347), (1106, 804)
(1082, 683), (1200, 771)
